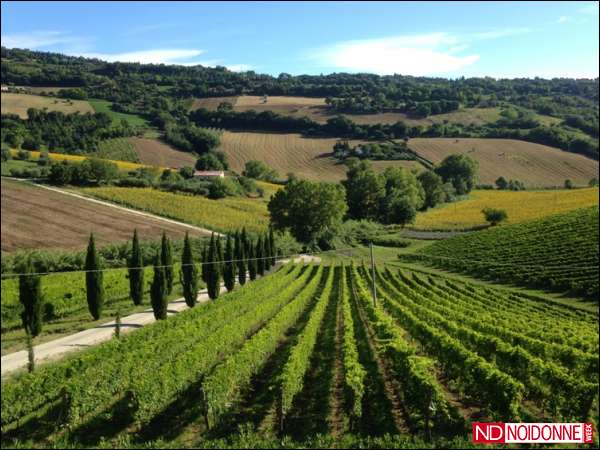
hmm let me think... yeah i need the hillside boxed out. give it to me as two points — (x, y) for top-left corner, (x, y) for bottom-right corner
(219, 131), (421, 181)
(407, 138), (599, 187)
(406, 206), (599, 296)
(412, 187), (599, 230)
(129, 137), (196, 168)
(1, 92), (94, 118)
(0, 179), (209, 251)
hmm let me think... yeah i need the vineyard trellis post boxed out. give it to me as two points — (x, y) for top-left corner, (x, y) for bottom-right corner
(369, 242), (377, 308)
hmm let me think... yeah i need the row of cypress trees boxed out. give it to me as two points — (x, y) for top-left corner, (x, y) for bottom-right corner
(17, 227), (279, 337)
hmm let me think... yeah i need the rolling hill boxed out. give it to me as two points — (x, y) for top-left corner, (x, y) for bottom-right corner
(1, 92), (94, 118)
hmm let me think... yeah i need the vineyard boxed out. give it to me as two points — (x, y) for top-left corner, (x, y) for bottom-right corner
(2, 262), (598, 448)
(78, 186), (271, 233)
(406, 206), (599, 297)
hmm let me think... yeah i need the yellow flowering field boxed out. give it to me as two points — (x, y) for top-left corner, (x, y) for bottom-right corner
(9, 149), (156, 172)
(412, 187), (599, 230)
(79, 186), (270, 233)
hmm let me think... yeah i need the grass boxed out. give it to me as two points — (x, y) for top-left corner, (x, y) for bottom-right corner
(76, 186), (272, 233)
(95, 138), (140, 163)
(1, 92), (94, 118)
(412, 187), (599, 230)
(406, 137), (599, 187)
(88, 99), (149, 127)
(1, 159), (39, 176)
(129, 137), (196, 168)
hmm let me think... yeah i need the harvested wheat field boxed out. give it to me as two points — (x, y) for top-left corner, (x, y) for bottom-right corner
(219, 131), (421, 181)
(0, 179), (209, 252)
(1, 93), (94, 118)
(408, 138), (599, 187)
(128, 137), (197, 168)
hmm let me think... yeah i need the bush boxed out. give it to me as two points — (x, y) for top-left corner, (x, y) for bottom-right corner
(564, 179), (574, 189)
(482, 208), (508, 226)
(207, 177), (243, 199)
(370, 236), (412, 248)
(16, 150), (30, 161)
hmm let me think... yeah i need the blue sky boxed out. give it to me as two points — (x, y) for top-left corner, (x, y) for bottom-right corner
(1, 1), (598, 78)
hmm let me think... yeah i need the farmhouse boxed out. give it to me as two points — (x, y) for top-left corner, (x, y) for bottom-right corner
(193, 170), (225, 179)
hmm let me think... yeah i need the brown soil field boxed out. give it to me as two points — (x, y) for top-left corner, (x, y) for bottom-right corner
(219, 131), (422, 181)
(407, 138), (599, 187)
(189, 95), (507, 126)
(1, 179), (209, 252)
(1, 93), (94, 118)
(128, 137), (197, 168)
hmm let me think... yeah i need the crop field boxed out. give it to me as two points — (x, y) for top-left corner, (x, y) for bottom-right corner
(407, 138), (599, 187)
(88, 99), (149, 127)
(78, 186), (271, 233)
(0, 179), (208, 252)
(406, 206), (599, 297)
(95, 138), (140, 162)
(129, 137), (197, 168)
(8, 149), (153, 171)
(1, 93), (94, 118)
(412, 187), (599, 230)
(2, 262), (597, 448)
(219, 131), (421, 181)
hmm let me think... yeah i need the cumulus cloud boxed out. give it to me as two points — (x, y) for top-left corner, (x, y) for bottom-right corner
(557, 15), (571, 23)
(78, 49), (206, 64)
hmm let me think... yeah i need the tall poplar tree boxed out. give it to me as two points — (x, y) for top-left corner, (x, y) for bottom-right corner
(248, 239), (258, 281)
(207, 233), (221, 299)
(235, 231), (247, 286)
(85, 233), (104, 320)
(256, 235), (265, 277)
(128, 229), (144, 305)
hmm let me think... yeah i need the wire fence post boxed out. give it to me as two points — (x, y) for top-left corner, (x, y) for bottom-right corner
(370, 241), (377, 308)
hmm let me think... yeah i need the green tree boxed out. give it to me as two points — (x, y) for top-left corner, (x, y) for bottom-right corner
(564, 179), (574, 189)
(342, 160), (385, 220)
(161, 232), (174, 294)
(26, 333), (35, 373)
(128, 229), (144, 306)
(434, 154), (478, 195)
(589, 177), (599, 187)
(19, 259), (43, 337)
(196, 152), (225, 171)
(495, 176), (508, 190)
(382, 166), (425, 212)
(268, 227), (276, 266)
(150, 252), (168, 319)
(85, 233), (104, 320)
(248, 239), (258, 281)
(236, 231), (247, 286)
(268, 178), (347, 246)
(223, 234), (236, 292)
(242, 160), (279, 181)
(482, 208), (508, 226)
(256, 235), (265, 277)
(417, 170), (447, 209)
(201, 241), (209, 284)
(180, 232), (199, 308)
(207, 233), (222, 299)
(381, 190), (417, 226)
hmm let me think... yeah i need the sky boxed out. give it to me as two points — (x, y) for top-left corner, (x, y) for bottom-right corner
(1, 1), (599, 79)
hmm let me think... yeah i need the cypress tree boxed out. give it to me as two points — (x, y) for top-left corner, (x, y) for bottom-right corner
(150, 252), (168, 320)
(128, 229), (144, 306)
(201, 241), (209, 284)
(181, 232), (199, 308)
(207, 233), (221, 299)
(19, 259), (43, 337)
(85, 233), (104, 320)
(236, 231), (247, 286)
(248, 239), (258, 281)
(269, 227), (276, 266)
(223, 234), (236, 292)
(161, 232), (174, 294)
(256, 235), (265, 277)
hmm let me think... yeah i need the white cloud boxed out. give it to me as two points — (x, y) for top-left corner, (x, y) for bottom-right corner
(310, 28), (536, 76)
(226, 64), (253, 72)
(1, 31), (76, 49)
(557, 15), (571, 23)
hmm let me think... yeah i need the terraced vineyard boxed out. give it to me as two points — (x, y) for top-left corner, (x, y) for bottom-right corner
(406, 206), (599, 296)
(2, 262), (598, 448)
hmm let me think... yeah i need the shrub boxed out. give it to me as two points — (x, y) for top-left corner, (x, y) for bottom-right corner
(482, 208), (508, 226)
